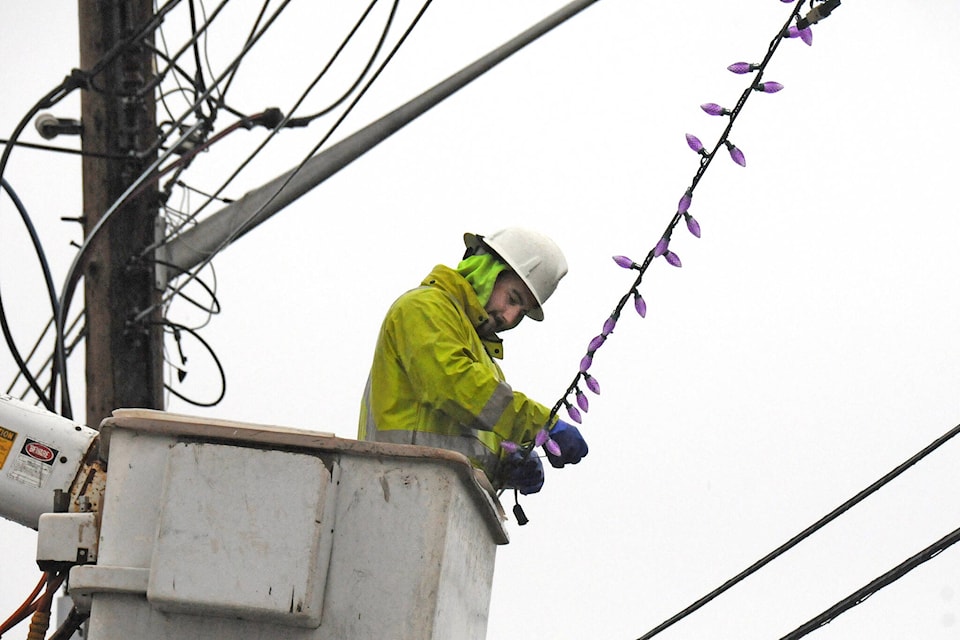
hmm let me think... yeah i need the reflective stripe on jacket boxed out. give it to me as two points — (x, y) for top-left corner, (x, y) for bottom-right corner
(359, 264), (553, 478)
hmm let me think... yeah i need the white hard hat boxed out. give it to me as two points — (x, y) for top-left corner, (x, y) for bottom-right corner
(463, 227), (568, 321)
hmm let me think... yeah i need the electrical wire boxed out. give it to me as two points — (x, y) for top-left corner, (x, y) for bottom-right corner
(154, 319), (226, 407)
(5, 310), (83, 405)
(153, 258), (222, 318)
(284, 0), (398, 127)
(0, 0), (188, 418)
(212, 0), (272, 113)
(47, 605), (89, 640)
(780, 524), (960, 639)
(55, 1), (302, 382)
(0, 571), (65, 638)
(142, 0), (229, 102)
(102, 0), (421, 359)
(0, 573), (45, 636)
(54, 120), (206, 418)
(0, 79), (86, 417)
(0, 138), (126, 160)
(154, 0), (400, 247)
(635, 421), (960, 640)
(142, 0), (434, 323)
(0, 178), (60, 411)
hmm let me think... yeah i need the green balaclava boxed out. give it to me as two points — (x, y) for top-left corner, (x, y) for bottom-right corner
(457, 252), (507, 307)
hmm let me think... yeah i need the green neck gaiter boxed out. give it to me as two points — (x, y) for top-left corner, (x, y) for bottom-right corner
(457, 253), (507, 307)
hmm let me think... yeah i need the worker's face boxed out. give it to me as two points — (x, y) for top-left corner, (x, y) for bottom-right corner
(479, 270), (538, 338)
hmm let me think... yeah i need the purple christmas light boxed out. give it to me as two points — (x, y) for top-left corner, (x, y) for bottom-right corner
(700, 103), (729, 116)
(787, 25), (813, 46)
(584, 373), (601, 395)
(602, 315), (617, 336)
(588, 335), (605, 352)
(535, 429), (550, 447)
(654, 236), (670, 257)
(634, 293), (647, 318)
(545, 438), (561, 457)
(755, 81), (784, 93)
(566, 402), (583, 424)
(664, 250), (682, 268)
(613, 255), (637, 269)
(501, 440), (519, 454)
(726, 141), (746, 167)
(684, 212), (701, 238)
(678, 191), (692, 214)
(579, 354), (593, 372)
(685, 133), (705, 154)
(727, 61), (756, 74)
(576, 389), (589, 412)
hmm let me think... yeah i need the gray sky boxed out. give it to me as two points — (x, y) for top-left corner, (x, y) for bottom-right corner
(2, 1), (960, 638)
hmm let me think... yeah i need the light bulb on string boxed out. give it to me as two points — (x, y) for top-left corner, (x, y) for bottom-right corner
(588, 334), (605, 352)
(654, 235), (670, 257)
(727, 62), (758, 74)
(725, 140), (746, 167)
(700, 103), (730, 116)
(633, 291), (647, 318)
(576, 388), (589, 412)
(754, 81), (784, 93)
(787, 25), (814, 45)
(685, 133), (706, 155)
(684, 212), (701, 237)
(602, 315), (617, 336)
(583, 373), (601, 395)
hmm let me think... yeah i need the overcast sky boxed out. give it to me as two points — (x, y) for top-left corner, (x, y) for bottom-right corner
(2, 1), (960, 638)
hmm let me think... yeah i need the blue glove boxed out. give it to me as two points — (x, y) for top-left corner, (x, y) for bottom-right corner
(501, 451), (544, 495)
(546, 420), (589, 468)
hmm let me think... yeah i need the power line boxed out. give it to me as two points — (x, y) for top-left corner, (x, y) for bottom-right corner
(140, 0), (438, 325)
(780, 524), (960, 639)
(636, 421), (960, 640)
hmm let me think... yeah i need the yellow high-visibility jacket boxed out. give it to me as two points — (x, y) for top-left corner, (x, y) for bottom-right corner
(359, 264), (554, 479)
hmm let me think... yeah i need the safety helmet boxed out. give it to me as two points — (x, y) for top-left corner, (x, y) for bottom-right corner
(463, 227), (568, 321)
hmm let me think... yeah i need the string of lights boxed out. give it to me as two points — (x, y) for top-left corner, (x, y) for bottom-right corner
(502, 0), (840, 479)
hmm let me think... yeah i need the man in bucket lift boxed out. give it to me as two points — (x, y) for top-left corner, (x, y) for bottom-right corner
(359, 228), (588, 495)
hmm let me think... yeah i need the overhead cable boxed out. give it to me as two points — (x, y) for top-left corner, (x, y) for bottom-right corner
(779, 524), (960, 639)
(636, 421), (960, 639)
(140, 0), (435, 324)
(55, 0), (300, 416)
(0, 178), (59, 411)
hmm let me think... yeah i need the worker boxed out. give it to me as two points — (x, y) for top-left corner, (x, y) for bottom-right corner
(359, 227), (588, 495)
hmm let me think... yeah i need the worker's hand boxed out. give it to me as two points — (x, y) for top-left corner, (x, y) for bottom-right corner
(501, 451), (545, 495)
(546, 420), (588, 468)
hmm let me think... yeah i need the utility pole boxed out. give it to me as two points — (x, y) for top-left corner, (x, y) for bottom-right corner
(78, 0), (163, 429)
